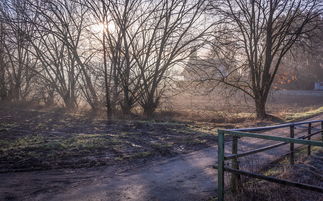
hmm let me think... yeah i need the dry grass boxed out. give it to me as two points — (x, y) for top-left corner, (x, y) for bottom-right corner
(281, 106), (323, 122)
(160, 89), (323, 124)
(220, 147), (323, 201)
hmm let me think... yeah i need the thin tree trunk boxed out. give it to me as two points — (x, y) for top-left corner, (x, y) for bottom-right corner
(103, 26), (112, 119)
(142, 94), (158, 118)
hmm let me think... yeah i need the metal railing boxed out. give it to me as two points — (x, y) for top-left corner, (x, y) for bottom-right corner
(216, 120), (323, 201)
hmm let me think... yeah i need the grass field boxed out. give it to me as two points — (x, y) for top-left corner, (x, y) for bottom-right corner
(222, 147), (323, 201)
(168, 89), (323, 123)
(1, 90), (323, 173)
(0, 103), (219, 172)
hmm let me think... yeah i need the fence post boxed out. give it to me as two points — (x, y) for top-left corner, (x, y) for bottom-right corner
(218, 130), (225, 201)
(308, 123), (312, 156)
(321, 121), (323, 142)
(290, 125), (295, 165)
(230, 136), (241, 192)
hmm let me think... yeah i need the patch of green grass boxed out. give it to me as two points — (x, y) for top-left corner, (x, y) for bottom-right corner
(191, 127), (218, 135)
(116, 151), (154, 161)
(64, 134), (122, 150)
(11, 135), (45, 149)
(179, 137), (206, 145)
(0, 139), (11, 148)
(41, 141), (66, 150)
(69, 137), (107, 150)
(151, 143), (173, 156)
(172, 124), (218, 135)
(0, 123), (17, 127)
(283, 106), (323, 122)
(0, 133), (124, 158)
(120, 131), (141, 136)
(0, 123), (17, 132)
(129, 151), (154, 159)
(1, 135), (68, 157)
(263, 167), (281, 177)
(152, 142), (172, 149)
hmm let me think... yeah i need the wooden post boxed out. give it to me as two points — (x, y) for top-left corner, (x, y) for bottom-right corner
(321, 121), (323, 142)
(308, 123), (311, 156)
(218, 130), (225, 201)
(230, 136), (241, 192)
(290, 125), (295, 165)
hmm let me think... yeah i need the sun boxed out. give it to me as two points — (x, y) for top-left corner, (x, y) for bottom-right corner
(91, 22), (116, 34)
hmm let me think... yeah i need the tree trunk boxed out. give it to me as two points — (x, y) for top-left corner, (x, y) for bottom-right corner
(255, 97), (267, 119)
(0, 22), (5, 101)
(121, 87), (133, 115)
(103, 28), (113, 120)
(44, 91), (55, 106)
(142, 97), (158, 118)
(121, 102), (132, 115)
(12, 82), (21, 102)
(143, 104), (156, 118)
(63, 95), (77, 109)
(121, 97), (132, 115)
(0, 61), (6, 101)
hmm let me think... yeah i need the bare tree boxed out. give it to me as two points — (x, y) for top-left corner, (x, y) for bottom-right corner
(0, 19), (7, 101)
(27, 0), (100, 109)
(129, 0), (211, 117)
(274, 15), (323, 90)
(105, 0), (143, 116)
(30, 30), (81, 108)
(84, 0), (145, 117)
(83, 0), (212, 117)
(209, 0), (322, 118)
(0, 0), (38, 102)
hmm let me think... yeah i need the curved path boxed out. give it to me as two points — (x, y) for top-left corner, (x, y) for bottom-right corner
(1, 115), (322, 201)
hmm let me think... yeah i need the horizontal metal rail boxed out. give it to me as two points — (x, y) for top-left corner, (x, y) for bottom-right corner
(224, 141), (287, 160)
(302, 130), (322, 138)
(296, 125), (320, 131)
(228, 119), (323, 132)
(220, 166), (323, 193)
(224, 129), (323, 160)
(222, 130), (323, 147)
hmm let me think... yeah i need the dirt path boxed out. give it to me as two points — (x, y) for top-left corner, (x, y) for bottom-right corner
(1, 115), (323, 201)
(0, 147), (217, 201)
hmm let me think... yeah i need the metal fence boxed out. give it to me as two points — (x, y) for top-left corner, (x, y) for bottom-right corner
(216, 120), (323, 201)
